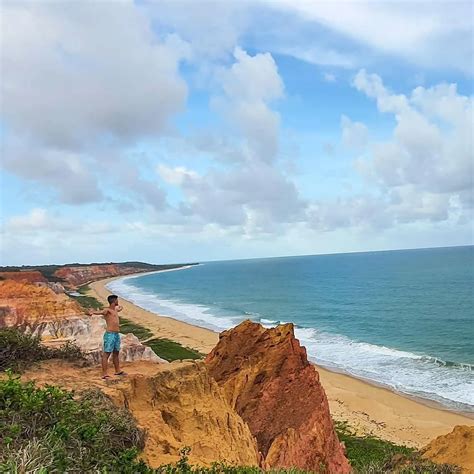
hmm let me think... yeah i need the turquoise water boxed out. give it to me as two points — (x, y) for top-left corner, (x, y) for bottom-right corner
(108, 246), (474, 411)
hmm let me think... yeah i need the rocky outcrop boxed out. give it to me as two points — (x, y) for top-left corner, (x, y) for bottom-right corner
(0, 280), (82, 328)
(421, 425), (474, 473)
(205, 320), (351, 473)
(117, 361), (260, 468)
(0, 270), (47, 283)
(53, 264), (150, 288)
(22, 360), (261, 468)
(0, 280), (164, 365)
(37, 281), (67, 294)
(41, 316), (167, 365)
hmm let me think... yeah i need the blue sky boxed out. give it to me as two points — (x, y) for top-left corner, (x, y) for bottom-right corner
(1, 0), (473, 265)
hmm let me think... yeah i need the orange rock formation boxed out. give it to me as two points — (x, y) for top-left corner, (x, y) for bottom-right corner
(0, 280), (82, 327)
(53, 264), (149, 288)
(22, 359), (261, 468)
(205, 320), (351, 473)
(422, 425), (474, 473)
(0, 270), (47, 283)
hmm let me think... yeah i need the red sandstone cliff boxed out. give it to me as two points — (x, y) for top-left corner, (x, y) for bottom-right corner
(0, 271), (47, 283)
(53, 264), (149, 288)
(205, 320), (351, 473)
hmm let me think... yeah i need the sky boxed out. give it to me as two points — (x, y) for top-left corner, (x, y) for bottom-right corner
(1, 0), (473, 266)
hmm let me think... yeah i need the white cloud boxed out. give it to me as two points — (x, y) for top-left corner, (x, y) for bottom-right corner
(3, 144), (102, 204)
(4, 208), (119, 236)
(348, 70), (473, 229)
(157, 165), (200, 186)
(354, 70), (473, 197)
(154, 48), (305, 231)
(1, 2), (188, 148)
(276, 46), (355, 68)
(341, 115), (369, 151)
(266, 1), (474, 74)
(1, 1), (190, 206)
(214, 48), (284, 163)
(6, 209), (53, 232)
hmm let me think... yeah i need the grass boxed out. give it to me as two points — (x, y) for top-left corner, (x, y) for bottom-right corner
(334, 420), (460, 473)
(77, 284), (92, 294)
(118, 317), (203, 361)
(0, 328), (85, 372)
(119, 317), (154, 340)
(145, 338), (203, 362)
(70, 285), (104, 310)
(73, 295), (104, 310)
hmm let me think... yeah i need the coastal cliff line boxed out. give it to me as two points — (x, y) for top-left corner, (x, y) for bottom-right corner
(0, 264), (473, 472)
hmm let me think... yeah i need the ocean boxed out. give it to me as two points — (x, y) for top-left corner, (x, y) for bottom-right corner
(107, 246), (474, 412)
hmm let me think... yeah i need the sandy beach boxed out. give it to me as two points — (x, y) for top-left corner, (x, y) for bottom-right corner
(89, 275), (474, 449)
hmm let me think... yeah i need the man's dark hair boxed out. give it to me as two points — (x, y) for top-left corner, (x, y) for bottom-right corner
(107, 294), (118, 305)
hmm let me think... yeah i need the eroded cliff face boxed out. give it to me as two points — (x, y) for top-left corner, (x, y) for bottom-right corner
(53, 264), (149, 288)
(205, 320), (351, 473)
(0, 271), (47, 283)
(421, 425), (474, 473)
(22, 360), (261, 468)
(0, 280), (82, 327)
(0, 280), (164, 365)
(41, 316), (167, 364)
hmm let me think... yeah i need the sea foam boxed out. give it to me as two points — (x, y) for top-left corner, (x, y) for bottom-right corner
(108, 275), (474, 412)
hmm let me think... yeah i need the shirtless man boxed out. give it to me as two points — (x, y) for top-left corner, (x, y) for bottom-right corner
(88, 294), (126, 379)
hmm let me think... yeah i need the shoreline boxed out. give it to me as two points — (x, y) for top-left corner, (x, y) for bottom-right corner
(89, 274), (474, 449)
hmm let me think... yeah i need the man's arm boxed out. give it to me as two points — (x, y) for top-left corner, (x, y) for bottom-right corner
(86, 308), (108, 316)
(117, 305), (123, 312)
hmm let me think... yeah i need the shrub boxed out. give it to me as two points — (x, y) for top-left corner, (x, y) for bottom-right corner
(0, 373), (147, 473)
(334, 421), (460, 473)
(0, 327), (85, 372)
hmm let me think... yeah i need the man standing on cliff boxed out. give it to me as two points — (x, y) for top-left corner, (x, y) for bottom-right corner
(88, 294), (126, 379)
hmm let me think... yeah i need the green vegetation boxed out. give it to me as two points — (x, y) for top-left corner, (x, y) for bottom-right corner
(0, 328), (85, 372)
(0, 372), (147, 473)
(119, 317), (154, 340)
(74, 294), (104, 310)
(78, 295), (102, 309)
(334, 421), (460, 473)
(117, 315), (202, 361)
(145, 338), (203, 362)
(70, 284), (104, 310)
(153, 447), (310, 473)
(77, 284), (92, 294)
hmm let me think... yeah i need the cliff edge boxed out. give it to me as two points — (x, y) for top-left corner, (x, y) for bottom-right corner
(206, 320), (351, 473)
(421, 425), (474, 473)
(21, 359), (260, 468)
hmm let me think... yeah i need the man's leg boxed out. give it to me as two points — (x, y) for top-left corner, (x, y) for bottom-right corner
(102, 352), (111, 377)
(112, 351), (120, 374)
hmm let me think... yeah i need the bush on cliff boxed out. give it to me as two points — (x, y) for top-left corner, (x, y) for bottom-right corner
(335, 421), (460, 473)
(0, 373), (147, 473)
(0, 327), (85, 372)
